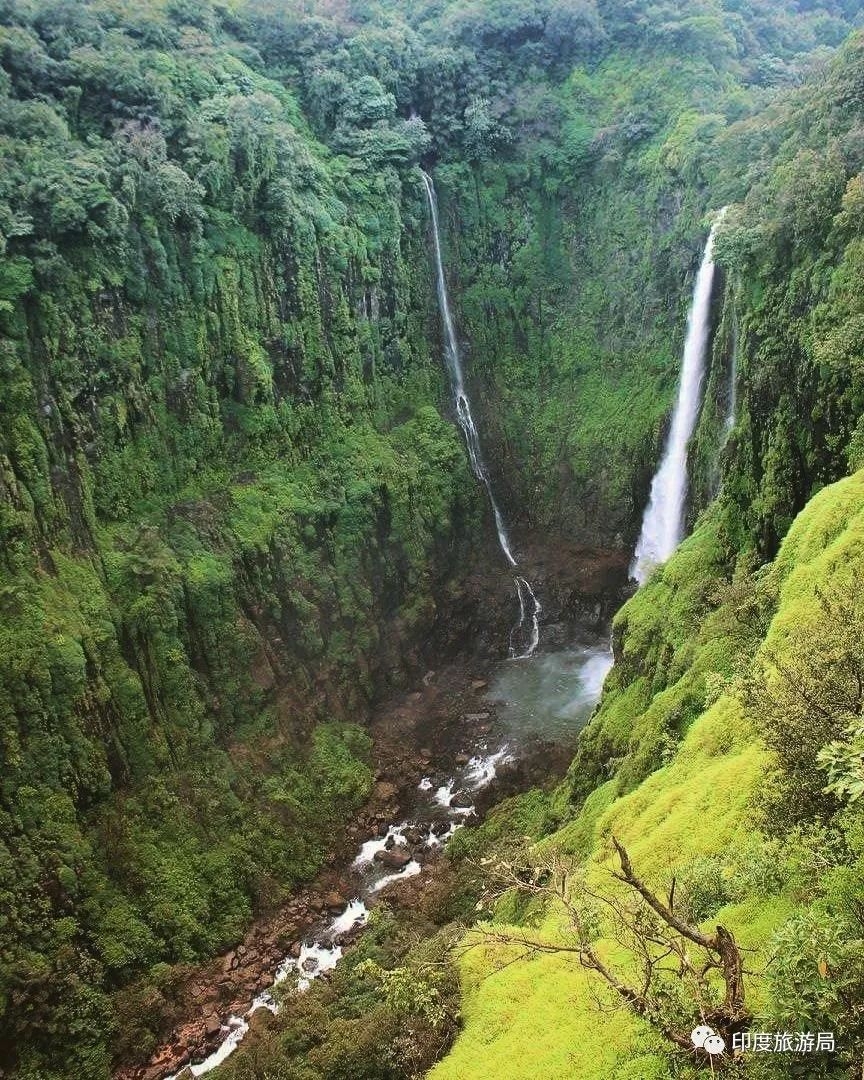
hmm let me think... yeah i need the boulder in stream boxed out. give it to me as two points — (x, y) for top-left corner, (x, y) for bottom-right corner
(374, 847), (412, 869)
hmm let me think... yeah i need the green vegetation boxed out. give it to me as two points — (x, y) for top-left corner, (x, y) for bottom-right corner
(4, 0), (864, 1078)
(434, 472), (864, 1080)
(0, 2), (482, 1075)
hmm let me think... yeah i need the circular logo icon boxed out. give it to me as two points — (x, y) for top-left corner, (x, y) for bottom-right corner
(704, 1034), (726, 1055)
(691, 1025), (714, 1048)
(691, 1026), (726, 1055)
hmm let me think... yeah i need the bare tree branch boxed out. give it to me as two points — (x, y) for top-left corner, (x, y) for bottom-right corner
(468, 840), (750, 1066)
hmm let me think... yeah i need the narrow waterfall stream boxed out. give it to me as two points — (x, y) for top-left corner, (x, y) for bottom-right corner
(725, 311), (738, 436)
(420, 169), (541, 660)
(630, 209), (728, 584)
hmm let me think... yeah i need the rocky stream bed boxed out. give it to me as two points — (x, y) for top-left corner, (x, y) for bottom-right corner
(115, 545), (631, 1080)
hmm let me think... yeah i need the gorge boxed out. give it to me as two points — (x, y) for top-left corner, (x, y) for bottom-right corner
(3, 2), (864, 1080)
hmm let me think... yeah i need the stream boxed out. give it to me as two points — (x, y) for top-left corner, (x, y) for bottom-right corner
(166, 635), (613, 1079)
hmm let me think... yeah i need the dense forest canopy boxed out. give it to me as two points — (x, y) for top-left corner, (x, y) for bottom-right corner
(3, 0), (864, 1078)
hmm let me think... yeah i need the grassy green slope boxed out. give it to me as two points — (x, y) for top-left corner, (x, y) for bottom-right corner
(434, 470), (864, 1080)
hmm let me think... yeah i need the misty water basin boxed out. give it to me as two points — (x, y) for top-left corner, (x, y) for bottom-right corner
(487, 641), (613, 743)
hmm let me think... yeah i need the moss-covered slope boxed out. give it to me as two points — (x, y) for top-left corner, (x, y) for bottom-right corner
(434, 470), (864, 1080)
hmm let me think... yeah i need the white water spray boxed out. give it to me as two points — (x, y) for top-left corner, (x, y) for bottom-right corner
(421, 169), (540, 657)
(631, 209), (727, 584)
(510, 576), (540, 659)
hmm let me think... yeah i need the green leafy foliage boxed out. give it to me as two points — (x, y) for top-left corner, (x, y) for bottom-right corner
(0, 2), (485, 1075)
(4, 0), (864, 1078)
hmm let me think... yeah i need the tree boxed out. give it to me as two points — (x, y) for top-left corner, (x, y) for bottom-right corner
(743, 579), (864, 826)
(468, 838), (750, 1063)
(463, 97), (510, 161)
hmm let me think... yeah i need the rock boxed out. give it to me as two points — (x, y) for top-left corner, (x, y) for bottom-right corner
(374, 847), (411, 869)
(144, 1067), (172, 1080)
(450, 792), (474, 809)
(403, 827), (423, 845)
(471, 679), (488, 691)
(324, 890), (345, 911)
(455, 752), (470, 766)
(221, 951), (236, 974)
(422, 670), (436, 685)
(289, 941), (302, 958)
(374, 780), (398, 801)
(541, 622), (568, 647)
(204, 1016), (222, 1038)
(463, 712), (490, 722)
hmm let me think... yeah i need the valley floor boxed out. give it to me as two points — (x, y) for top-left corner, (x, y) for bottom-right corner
(119, 548), (631, 1080)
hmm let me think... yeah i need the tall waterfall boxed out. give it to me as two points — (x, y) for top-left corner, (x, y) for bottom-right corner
(631, 209), (727, 585)
(421, 170), (540, 659)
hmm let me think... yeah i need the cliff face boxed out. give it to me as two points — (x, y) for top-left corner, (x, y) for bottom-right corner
(433, 37), (864, 1080)
(0, 9), (485, 1076)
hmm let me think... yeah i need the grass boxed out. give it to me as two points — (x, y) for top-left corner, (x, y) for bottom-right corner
(433, 470), (864, 1080)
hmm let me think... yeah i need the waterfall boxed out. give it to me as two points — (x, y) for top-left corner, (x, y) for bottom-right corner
(420, 169), (540, 658)
(630, 208), (727, 585)
(420, 170), (516, 568)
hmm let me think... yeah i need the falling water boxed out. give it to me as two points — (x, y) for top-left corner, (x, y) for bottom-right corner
(630, 209), (727, 585)
(420, 169), (540, 658)
(510, 576), (540, 658)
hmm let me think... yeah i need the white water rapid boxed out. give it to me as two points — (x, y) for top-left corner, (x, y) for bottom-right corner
(165, 740), (510, 1080)
(630, 208), (727, 584)
(420, 169), (540, 659)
